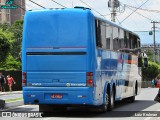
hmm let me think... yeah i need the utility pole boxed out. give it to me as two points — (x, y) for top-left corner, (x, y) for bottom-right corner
(151, 21), (160, 62)
(111, 0), (116, 22)
(108, 0), (120, 22)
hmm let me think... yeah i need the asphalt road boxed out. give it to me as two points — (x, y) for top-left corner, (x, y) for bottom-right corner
(1, 88), (160, 120)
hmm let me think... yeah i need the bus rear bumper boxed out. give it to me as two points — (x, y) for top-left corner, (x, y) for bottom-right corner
(23, 87), (94, 105)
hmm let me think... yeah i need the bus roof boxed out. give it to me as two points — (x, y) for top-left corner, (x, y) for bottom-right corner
(26, 7), (140, 39)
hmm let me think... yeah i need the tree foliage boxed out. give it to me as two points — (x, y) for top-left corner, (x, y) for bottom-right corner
(142, 61), (160, 81)
(0, 22), (11, 31)
(0, 54), (21, 70)
(0, 20), (23, 70)
(145, 49), (154, 61)
(0, 29), (10, 63)
(10, 20), (23, 60)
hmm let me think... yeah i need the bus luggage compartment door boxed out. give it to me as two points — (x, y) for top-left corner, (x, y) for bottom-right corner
(26, 52), (87, 87)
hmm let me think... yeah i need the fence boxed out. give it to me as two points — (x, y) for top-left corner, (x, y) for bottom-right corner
(0, 70), (22, 91)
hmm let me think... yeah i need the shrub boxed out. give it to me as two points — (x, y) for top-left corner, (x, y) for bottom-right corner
(142, 61), (160, 81)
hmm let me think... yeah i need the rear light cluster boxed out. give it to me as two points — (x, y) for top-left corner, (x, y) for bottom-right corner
(22, 72), (27, 86)
(86, 72), (93, 87)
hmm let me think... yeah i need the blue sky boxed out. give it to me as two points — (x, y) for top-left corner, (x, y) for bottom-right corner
(25, 0), (160, 44)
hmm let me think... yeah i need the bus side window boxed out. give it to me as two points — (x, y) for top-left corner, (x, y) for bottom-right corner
(119, 29), (125, 49)
(133, 36), (138, 49)
(129, 34), (133, 49)
(124, 32), (129, 48)
(113, 27), (119, 51)
(130, 35), (137, 49)
(106, 24), (112, 50)
(95, 20), (102, 48)
(101, 21), (106, 49)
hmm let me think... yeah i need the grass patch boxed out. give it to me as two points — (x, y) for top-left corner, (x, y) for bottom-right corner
(6, 98), (23, 103)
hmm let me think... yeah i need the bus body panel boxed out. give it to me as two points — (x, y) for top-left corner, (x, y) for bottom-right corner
(23, 9), (100, 105)
(23, 87), (94, 105)
(22, 8), (142, 107)
(96, 49), (141, 101)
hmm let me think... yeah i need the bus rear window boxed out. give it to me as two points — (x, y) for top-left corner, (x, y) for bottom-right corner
(25, 11), (89, 48)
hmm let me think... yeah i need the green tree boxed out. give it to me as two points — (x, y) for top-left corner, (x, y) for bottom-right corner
(142, 61), (160, 81)
(0, 22), (10, 31)
(145, 49), (154, 61)
(0, 29), (10, 63)
(0, 54), (21, 70)
(0, 21), (22, 70)
(10, 20), (23, 61)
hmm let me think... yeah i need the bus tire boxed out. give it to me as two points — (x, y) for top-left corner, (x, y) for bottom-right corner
(107, 88), (115, 111)
(98, 91), (109, 112)
(129, 96), (135, 103)
(128, 82), (137, 103)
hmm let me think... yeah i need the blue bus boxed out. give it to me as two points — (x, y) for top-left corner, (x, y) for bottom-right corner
(22, 7), (147, 112)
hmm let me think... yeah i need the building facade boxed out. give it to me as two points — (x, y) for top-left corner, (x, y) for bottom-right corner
(0, 0), (10, 24)
(10, 0), (25, 25)
(0, 0), (25, 25)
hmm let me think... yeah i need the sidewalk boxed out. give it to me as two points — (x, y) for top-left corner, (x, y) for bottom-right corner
(0, 91), (23, 110)
(0, 91), (22, 95)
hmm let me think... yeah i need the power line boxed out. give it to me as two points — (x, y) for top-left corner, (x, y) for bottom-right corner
(126, 5), (153, 21)
(119, 2), (153, 24)
(122, 7), (143, 31)
(79, 0), (105, 18)
(29, 0), (46, 9)
(135, 0), (158, 21)
(134, 30), (160, 32)
(50, 0), (66, 8)
(139, 0), (159, 21)
(116, 17), (121, 25)
(134, 31), (150, 32)
(25, 3), (36, 10)
(120, 0), (150, 24)
(13, 0), (47, 11)
(125, 4), (160, 13)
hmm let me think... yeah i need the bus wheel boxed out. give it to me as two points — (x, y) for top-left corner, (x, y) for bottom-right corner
(107, 88), (115, 111)
(129, 96), (135, 103)
(128, 82), (137, 103)
(98, 91), (109, 112)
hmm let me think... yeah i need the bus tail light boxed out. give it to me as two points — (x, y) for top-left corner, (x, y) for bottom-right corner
(22, 72), (27, 86)
(86, 72), (93, 87)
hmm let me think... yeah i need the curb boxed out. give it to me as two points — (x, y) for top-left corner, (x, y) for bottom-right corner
(0, 91), (22, 96)
(5, 100), (24, 109)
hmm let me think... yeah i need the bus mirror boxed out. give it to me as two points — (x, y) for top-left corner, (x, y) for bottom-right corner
(138, 57), (142, 67)
(144, 58), (148, 68)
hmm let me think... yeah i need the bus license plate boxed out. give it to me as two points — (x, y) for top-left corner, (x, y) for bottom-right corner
(51, 94), (62, 99)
